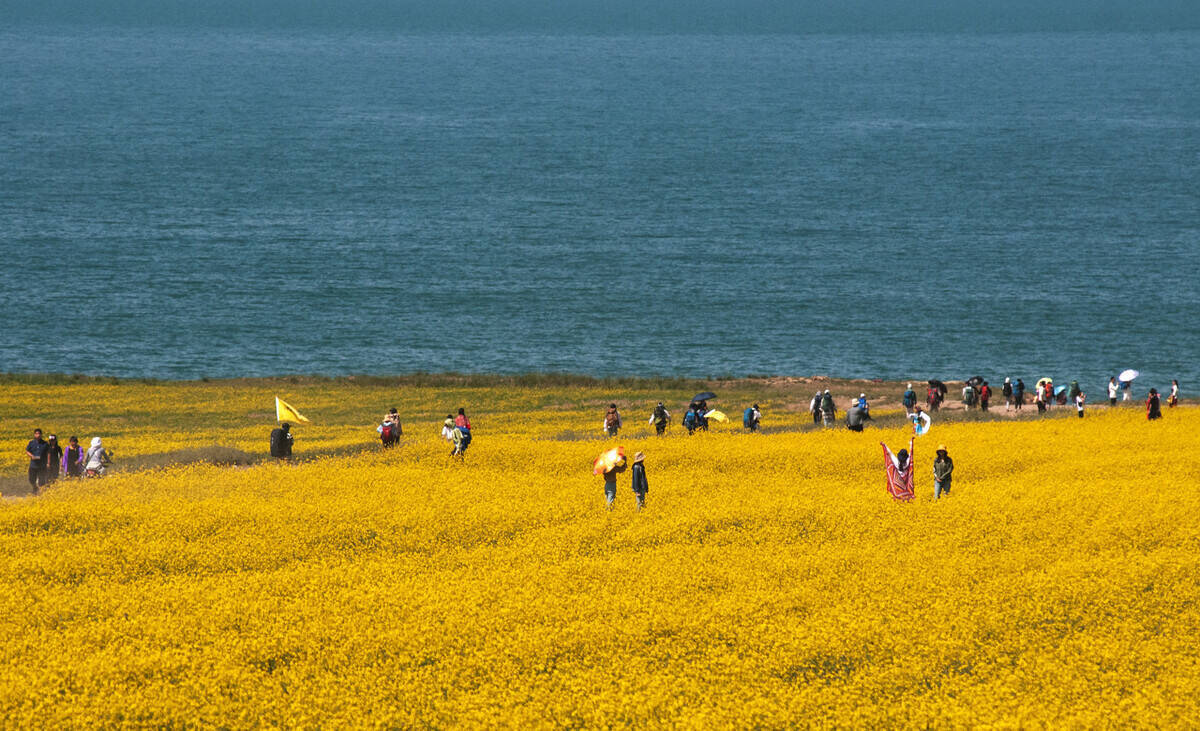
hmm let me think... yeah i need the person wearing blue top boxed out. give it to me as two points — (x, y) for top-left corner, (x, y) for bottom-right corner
(25, 428), (49, 495)
(902, 384), (917, 416)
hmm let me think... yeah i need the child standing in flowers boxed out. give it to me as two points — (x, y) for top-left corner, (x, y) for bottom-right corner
(630, 452), (649, 510)
(933, 445), (954, 499)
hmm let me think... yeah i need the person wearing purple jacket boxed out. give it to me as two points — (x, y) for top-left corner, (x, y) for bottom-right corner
(62, 436), (85, 478)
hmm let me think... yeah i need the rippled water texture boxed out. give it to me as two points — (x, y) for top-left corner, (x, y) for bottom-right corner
(2, 29), (1197, 390)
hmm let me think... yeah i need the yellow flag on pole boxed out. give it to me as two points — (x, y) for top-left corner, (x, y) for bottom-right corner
(275, 396), (311, 423)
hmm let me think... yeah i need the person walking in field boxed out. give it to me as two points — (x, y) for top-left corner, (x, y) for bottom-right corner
(62, 436), (85, 479)
(1168, 380), (1179, 407)
(25, 428), (48, 495)
(1075, 390), (1086, 418)
(44, 435), (63, 485)
(378, 408), (401, 449)
(630, 451), (649, 510)
(602, 453), (627, 510)
(1108, 377), (1119, 406)
(1002, 377), (1013, 411)
(455, 408), (471, 430)
(650, 402), (670, 435)
(902, 384), (917, 416)
(1146, 389), (1162, 420)
(269, 423), (293, 460)
(743, 404), (761, 432)
(932, 445), (954, 499)
(84, 437), (112, 477)
(603, 404), (622, 437)
(820, 389), (836, 427)
(910, 405), (931, 436)
(810, 392), (822, 425)
(682, 405), (698, 435)
(846, 401), (867, 432)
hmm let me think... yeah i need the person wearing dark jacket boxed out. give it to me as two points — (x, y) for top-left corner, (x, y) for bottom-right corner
(630, 451), (649, 510)
(902, 384), (917, 416)
(45, 435), (64, 485)
(270, 422), (294, 459)
(25, 428), (49, 495)
(933, 445), (954, 499)
(1146, 389), (1162, 420)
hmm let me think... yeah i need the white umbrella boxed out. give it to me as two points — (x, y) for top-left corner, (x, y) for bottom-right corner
(1118, 369), (1139, 382)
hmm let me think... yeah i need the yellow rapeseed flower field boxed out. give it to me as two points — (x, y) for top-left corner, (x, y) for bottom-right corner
(1, 379), (1197, 726)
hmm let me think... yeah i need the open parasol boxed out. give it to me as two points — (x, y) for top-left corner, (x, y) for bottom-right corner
(592, 446), (626, 476)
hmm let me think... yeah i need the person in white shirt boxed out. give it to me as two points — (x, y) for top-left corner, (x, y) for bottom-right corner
(1075, 391), (1086, 418)
(1107, 377), (1119, 406)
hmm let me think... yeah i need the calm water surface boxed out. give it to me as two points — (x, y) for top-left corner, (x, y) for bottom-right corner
(2, 28), (1197, 392)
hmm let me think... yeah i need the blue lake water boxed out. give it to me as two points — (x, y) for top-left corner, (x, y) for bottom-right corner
(1, 27), (1197, 393)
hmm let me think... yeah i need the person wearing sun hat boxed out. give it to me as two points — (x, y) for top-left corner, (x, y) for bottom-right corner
(630, 452), (649, 510)
(932, 444), (954, 499)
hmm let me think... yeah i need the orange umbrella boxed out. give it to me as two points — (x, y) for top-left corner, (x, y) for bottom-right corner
(593, 446), (626, 475)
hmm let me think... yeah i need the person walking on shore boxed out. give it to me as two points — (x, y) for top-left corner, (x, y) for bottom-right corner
(1002, 378), (1013, 411)
(979, 381), (991, 412)
(810, 392), (822, 425)
(25, 428), (48, 495)
(62, 436), (85, 479)
(1168, 380), (1179, 408)
(650, 402), (670, 435)
(1146, 389), (1162, 420)
(1121, 379), (1132, 401)
(1075, 390), (1086, 418)
(630, 451), (649, 510)
(962, 383), (976, 411)
(933, 445), (954, 499)
(821, 389), (836, 427)
(603, 404), (622, 437)
(902, 384), (917, 416)
(1014, 379), (1026, 411)
(1108, 377), (1119, 406)
(1035, 384), (1047, 414)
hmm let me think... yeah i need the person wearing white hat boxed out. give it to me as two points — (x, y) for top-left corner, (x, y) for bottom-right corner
(902, 383), (917, 416)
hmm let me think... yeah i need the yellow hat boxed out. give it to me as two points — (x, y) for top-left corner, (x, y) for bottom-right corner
(937, 444), (947, 452)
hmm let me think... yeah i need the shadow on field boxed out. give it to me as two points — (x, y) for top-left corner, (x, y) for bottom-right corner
(0, 441), (379, 498)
